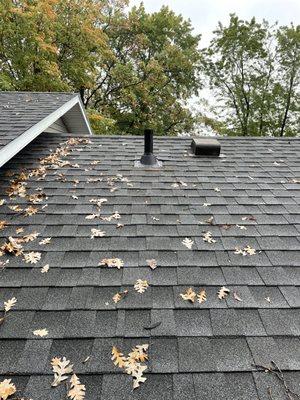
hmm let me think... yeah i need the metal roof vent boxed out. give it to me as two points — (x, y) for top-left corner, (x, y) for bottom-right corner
(135, 129), (162, 168)
(191, 138), (221, 157)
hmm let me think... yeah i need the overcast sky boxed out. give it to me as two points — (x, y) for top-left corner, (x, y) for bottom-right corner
(130, 0), (300, 46)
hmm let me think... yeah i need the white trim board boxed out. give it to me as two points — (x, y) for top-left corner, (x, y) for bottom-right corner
(0, 94), (92, 168)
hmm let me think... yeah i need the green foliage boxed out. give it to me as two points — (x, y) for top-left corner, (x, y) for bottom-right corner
(83, 3), (201, 135)
(201, 14), (300, 136)
(88, 109), (117, 135)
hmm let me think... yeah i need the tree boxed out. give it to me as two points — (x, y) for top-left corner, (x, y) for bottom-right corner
(84, 4), (201, 135)
(274, 24), (300, 136)
(202, 14), (300, 136)
(0, 0), (107, 92)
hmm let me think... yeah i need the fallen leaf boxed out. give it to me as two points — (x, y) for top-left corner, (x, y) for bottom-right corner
(99, 258), (124, 269)
(111, 346), (127, 368)
(218, 286), (230, 300)
(180, 287), (196, 303)
(233, 292), (243, 302)
(146, 259), (157, 270)
(134, 279), (149, 294)
(182, 237), (194, 249)
(202, 203), (211, 207)
(197, 289), (207, 304)
(51, 357), (73, 387)
(41, 264), (50, 273)
(68, 374), (86, 400)
(90, 228), (106, 239)
(113, 290), (128, 303)
(265, 297), (271, 303)
(214, 187), (221, 192)
(23, 251), (41, 264)
(116, 223), (124, 229)
(0, 379), (16, 400)
(4, 297), (17, 312)
(33, 328), (48, 337)
(39, 237), (51, 245)
(203, 231), (216, 244)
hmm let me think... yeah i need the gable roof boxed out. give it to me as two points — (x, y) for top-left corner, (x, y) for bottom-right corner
(0, 91), (92, 168)
(0, 132), (299, 399)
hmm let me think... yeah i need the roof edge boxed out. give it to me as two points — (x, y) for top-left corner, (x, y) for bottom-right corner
(0, 94), (92, 168)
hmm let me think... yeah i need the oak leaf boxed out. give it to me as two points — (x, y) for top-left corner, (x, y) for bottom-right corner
(99, 258), (124, 269)
(180, 287), (196, 303)
(68, 374), (86, 400)
(41, 264), (50, 273)
(23, 251), (41, 264)
(90, 229), (106, 239)
(218, 286), (230, 300)
(197, 289), (207, 303)
(112, 290), (128, 303)
(111, 346), (126, 368)
(4, 297), (17, 312)
(51, 357), (73, 387)
(33, 328), (48, 337)
(203, 231), (216, 244)
(182, 237), (194, 249)
(0, 379), (16, 400)
(146, 259), (157, 270)
(134, 279), (149, 293)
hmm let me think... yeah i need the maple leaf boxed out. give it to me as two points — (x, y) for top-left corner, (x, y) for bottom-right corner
(218, 286), (230, 300)
(233, 292), (243, 302)
(203, 231), (216, 244)
(112, 290), (128, 303)
(146, 259), (157, 270)
(182, 237), (194, 249)
(51, 357), (73, 387)
(111, 346), (126, 368)
(0, 379), (16, 400)
(41, 264), (50, 273)
(90, 228), (106, 239)
(4, 297), (17, 312)
(23, 251), (41, 264)
(197, 289), (207, 303)
(68, 374), (86, 400)
(33, 328), (48, 337)
(39, 237), (51, 245)
(134, 279), (149, 294)
(99, 258), (124, 269)
(180, 287), (196, 303)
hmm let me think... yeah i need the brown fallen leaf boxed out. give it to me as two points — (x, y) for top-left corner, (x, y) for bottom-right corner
(99, 258), (124, 269)
(41, 264), (50, 273)
(111, 346), (127, 368)
(182, 237), (194, 249)
(4, 297), (17, 312)
(180, 287), (196, 303)
(112, 290), (128, 303)
(23, 251), (41, 264)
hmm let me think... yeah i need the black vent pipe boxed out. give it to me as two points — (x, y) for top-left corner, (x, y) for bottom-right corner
(139, 129), (159, 166)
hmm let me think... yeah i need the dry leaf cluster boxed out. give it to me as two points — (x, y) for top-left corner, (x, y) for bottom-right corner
(112, 344), (149, 388)
(234, 245), (256, 256)
(0, 379), (16, 400)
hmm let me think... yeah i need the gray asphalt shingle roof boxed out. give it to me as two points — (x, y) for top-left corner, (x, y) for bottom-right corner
(0, 91), (77, 150)
(0, 132), (299, 399)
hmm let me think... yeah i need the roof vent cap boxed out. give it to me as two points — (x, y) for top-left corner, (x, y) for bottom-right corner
(191, 138), (221, 157)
